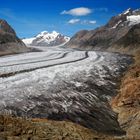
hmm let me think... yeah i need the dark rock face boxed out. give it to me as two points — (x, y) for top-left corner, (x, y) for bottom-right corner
(0, 19), (30, 56)
(116, 23), (140, 46)
(108, 23), (140, 54)
(66, 8), (140, 54)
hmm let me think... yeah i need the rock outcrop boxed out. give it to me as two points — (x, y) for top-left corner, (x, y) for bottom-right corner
(111, 51), (140, 139)
(0, 115), (132, 140)
(0, 19), (30, 56)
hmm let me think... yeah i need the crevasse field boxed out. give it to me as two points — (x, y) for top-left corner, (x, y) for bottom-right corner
(0, 46), (132, 133)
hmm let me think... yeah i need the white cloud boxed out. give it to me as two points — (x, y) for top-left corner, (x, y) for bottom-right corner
(81, 20), (97, 25)
(68, 19), (80, 24)
(61, 7), (92, 16)
(68, 19), (96, 25)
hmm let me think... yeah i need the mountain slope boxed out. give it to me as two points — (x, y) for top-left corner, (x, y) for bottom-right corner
(66, 8), (140, 54)
(111, 50), (140, 139)
(109, 23), (140, 54)
(23, 31), (70, 46)
(0, 19), (30, 56)
(66, 9), (140, 139)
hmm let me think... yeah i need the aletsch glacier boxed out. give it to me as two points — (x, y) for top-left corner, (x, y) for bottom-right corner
(1, 7), (140, 135)
(0, 46), (133, 134)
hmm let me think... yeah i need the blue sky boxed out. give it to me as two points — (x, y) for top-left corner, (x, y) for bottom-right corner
(0, 0), (140, 38)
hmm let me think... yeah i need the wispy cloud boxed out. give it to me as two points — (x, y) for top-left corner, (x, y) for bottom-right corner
(68, 19), (96, 25)
(82, 20), (96, 25)
(61, 7), (92, 16)
(68, 19), (80, 24)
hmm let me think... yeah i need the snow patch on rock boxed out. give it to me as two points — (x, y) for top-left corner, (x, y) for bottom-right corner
(127, 15), (140, 26)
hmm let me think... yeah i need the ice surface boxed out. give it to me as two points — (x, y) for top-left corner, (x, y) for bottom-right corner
(0, 46), (132, 133)
(127, 15), (140, 26)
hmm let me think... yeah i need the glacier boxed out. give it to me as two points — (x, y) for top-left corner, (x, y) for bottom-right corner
(0, 46), (133, 134)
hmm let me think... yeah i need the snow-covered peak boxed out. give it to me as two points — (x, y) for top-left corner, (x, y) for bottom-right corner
(39, 31), (48, 35)
(133, 8), (140, 14)
(22, 37), (36, 45)
(23, 31), (70, 47)
(52, 30), (59, 35)
(110, 8), (140, 29)
(118, 8), (132, 17)
(123, 8), (132, 15)
(122, 8), (140, 26)
(41, 31), (48, 34)
(36, 30), (60, 38)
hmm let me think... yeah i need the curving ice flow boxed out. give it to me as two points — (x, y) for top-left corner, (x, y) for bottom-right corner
(0, 53), (62, 66)
(0, 46), (133, 134)
(0, 51), (89, 75)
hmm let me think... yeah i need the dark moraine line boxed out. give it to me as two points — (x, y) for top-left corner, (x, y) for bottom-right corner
(0, 52), (64, 67)
(0, 51), (89, 78)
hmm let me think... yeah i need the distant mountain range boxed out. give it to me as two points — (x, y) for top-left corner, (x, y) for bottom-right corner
(66, 8), (140, 54)
(0, 19), (31, 56)
(1, 8), (140, 55)
(22, 31), (70, 47)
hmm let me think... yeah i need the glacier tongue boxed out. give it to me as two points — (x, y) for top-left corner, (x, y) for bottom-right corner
(0, 46), (133, 134)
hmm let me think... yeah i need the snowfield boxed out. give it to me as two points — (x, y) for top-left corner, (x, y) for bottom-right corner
(22, 31), (70, 46)
(127, 15), (140, 26)
(0, 46), (133, 134)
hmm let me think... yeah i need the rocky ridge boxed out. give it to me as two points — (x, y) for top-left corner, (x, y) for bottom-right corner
(66, 8), (140, 54)
(0, 19), (31, 56)
(111, 50), (140, 139)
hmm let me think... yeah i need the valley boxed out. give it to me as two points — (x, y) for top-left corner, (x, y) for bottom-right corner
(0, 5), (139, 140)
(0, 46), (133, 136)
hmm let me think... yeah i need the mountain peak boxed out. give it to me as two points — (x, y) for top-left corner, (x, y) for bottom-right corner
(36, 31), (48, 37)
(40, 31), (48, 34)
(123, 8), (132, 15)
(0, 19), (30, 56)
(52, 30), (59, 34)
(23, 31), (70, 46)
(0, 19), (16, 35)
(106, 8), (140, 29)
